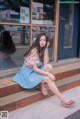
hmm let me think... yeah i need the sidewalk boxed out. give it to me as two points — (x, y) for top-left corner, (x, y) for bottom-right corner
(10, 86), (80, 119)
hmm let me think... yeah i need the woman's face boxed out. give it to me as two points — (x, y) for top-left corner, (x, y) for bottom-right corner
(39, 35), (46, 48)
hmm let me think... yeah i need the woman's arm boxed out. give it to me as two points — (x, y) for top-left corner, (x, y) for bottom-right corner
(33, 65), (55, 80)
(43, 48), (49, 65)
(33, 65), (49, 76)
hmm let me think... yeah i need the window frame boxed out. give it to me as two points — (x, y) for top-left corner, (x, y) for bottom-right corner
(0, 0), (59, 72)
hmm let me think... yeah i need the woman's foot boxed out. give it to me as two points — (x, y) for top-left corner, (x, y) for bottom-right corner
(61, 99), (76, 107)
(39, 84), (48, 96)
(41, 87), (48, 96)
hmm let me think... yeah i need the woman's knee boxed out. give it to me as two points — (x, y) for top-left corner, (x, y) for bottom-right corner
(42, 76), (51, 83)
(45, 64), (53, 72)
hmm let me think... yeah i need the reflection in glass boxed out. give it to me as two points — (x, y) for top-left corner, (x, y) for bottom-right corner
(64, 4), (74, 48)
(32, 26), (55, 60)
(0, 25), (30, 70)
(32, 0), (55, 25)
(0, 0), (30, 23)
(0, 30), (16, 69)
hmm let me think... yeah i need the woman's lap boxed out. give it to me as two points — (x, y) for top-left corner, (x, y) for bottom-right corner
(12, 65), (45, 89)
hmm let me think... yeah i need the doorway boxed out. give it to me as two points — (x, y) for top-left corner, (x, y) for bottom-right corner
(58, 4), (79, 59)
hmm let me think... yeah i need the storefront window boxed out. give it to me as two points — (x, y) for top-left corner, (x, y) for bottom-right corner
(32, 26), (55, 59)
(32, 0), (55, 25)
(0, 0), (30, 24)
(0, 0), (56, 70)
(64, 4), (74, 48)
(0, 25), (30, 70)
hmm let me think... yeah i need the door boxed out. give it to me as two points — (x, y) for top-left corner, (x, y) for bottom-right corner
(58, 4), (79, 59)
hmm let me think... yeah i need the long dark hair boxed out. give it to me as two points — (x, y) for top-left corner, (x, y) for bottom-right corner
(0, 30), (16, 54)
(24, 33), (49, 62)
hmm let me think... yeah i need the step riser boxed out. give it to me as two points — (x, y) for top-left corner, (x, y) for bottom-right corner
(0, 79), (80, 111)
(0, 68), (80, 97)
(55, 68), (80, 79)
(0, 84), (24, 97)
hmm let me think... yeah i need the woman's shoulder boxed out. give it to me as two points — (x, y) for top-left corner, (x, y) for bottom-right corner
(31, 47), (38, 54)
(31, 47), (37, 52)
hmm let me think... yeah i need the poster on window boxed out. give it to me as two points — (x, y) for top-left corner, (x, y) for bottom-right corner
(32, 2), (44, 24)
(20, 7), (29, 23)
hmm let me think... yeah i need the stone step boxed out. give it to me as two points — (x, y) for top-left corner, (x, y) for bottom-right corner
(0, 74), (80, 111)
(0, 60), (80, 78)
(0, 77), (24, 97)
(0, 68), (80, 97)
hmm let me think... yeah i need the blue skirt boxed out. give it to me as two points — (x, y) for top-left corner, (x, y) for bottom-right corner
(12, 65), (45, 89)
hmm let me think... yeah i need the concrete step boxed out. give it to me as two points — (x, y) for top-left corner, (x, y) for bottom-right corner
(0, 68), (80, 97)
(0, 77), (24, 97)
(0, 60), (80, 111)
(0, 60), (80, 78)
(9, 86), (80, 119)
(0, 74), (80, 111)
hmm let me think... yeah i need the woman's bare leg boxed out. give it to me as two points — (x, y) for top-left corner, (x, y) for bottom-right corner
(39, 64), (53, 95)
(39, 83), (48, 96)
(42, 76), (75, 106)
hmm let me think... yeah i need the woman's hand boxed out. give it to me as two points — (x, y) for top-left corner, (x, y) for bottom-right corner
(47, 73), (55, 81)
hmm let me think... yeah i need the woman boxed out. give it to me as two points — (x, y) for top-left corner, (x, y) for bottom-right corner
(0, 30), (16, 69)
(12, 33), (75, 107)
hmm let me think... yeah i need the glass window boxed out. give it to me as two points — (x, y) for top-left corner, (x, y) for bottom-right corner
(0, 25), (30, 70)
(64, 4), (74, 48)
(0, 0), (30, 24)
(0, 0), (56, 70)
(32, 26), (55, 60)
(32, 0), (55, 25)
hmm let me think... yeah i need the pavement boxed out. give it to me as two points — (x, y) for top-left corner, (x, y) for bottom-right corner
(9, 86), (80, 119)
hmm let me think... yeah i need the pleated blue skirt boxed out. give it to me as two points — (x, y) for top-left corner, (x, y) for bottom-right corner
(12, 65), (45, 89)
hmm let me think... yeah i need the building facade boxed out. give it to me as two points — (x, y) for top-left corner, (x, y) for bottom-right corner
(0, 0), (80, 71)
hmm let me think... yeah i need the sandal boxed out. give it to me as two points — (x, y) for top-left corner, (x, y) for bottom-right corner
(61, 99), (76, 107)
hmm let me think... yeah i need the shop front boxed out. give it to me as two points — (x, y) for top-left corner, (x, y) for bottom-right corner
(0, 0), (80, 71)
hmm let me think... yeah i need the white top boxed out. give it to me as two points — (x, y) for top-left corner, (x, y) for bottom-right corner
(24, 48), (42, 67)
(23, 47), (49, 68)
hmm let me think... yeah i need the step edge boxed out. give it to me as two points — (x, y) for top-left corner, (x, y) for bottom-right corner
(0, 68), (80, 86)
(0, 73), (80, 97)
(0, 78), (80, 107)
(0, 80), (80, 111)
